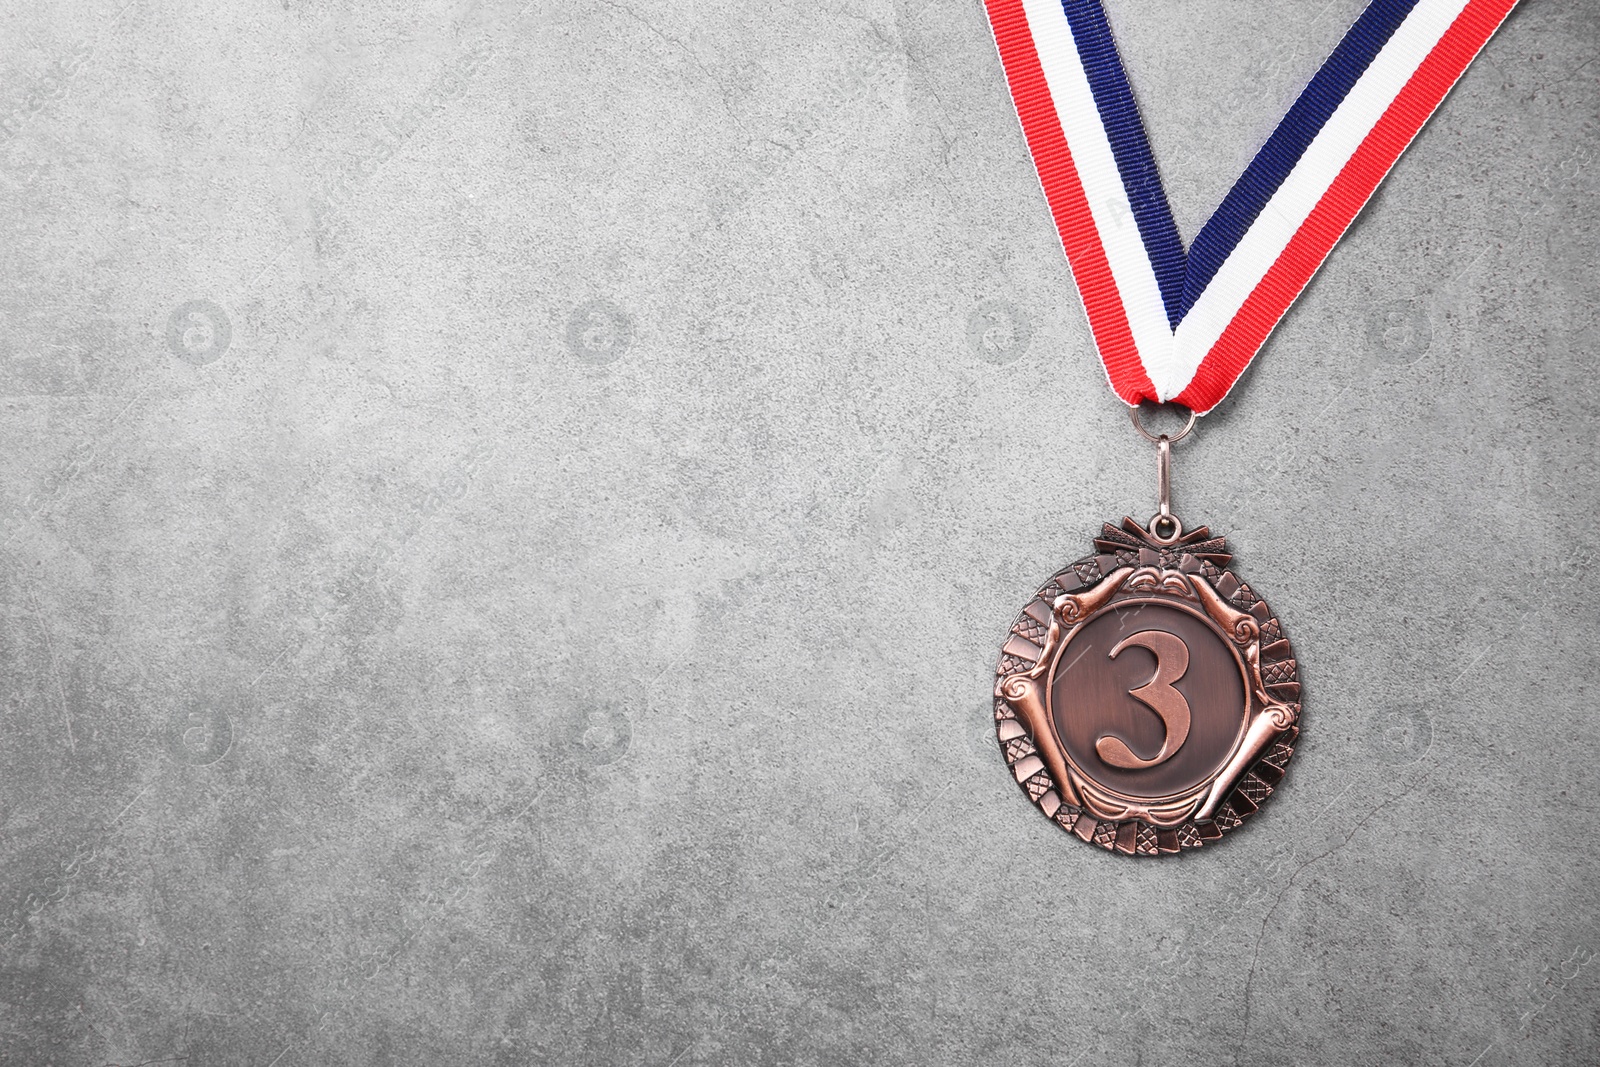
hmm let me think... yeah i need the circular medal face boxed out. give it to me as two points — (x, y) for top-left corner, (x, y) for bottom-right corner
(993, 517), (1302, 854)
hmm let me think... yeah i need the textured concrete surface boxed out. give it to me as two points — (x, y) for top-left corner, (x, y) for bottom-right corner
(0, 1), (1596, 1064)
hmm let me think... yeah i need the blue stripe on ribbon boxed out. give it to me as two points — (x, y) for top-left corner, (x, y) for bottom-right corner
(1180, 0), (1420, 317)
(1060, 0), (1187, 327)
(1058, 0), (1419, 325)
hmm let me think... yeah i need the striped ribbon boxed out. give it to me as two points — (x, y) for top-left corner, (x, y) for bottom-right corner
(983, 0), (1521, 413)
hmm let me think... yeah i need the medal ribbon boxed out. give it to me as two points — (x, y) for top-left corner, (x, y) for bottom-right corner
(983, 0), (1521, 413)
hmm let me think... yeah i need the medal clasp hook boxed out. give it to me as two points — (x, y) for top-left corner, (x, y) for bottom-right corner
(1130, 404), (1194, 545)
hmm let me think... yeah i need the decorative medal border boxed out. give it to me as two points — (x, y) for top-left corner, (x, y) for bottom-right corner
(992, 519), (1302, 855)
(982, 0), (1521, 412)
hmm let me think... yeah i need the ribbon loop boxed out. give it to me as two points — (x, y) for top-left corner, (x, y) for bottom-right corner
(984, 0), (1520, 413)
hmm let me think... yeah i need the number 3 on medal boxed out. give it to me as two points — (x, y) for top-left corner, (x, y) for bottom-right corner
(1096, 631), (1192, 770)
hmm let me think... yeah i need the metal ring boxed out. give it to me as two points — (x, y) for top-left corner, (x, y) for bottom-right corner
(1147, 512), (1183, 545)
(1129, 403), (1196, 444)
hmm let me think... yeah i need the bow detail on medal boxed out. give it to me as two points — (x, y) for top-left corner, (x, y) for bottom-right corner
(983, 0), (1520, 412)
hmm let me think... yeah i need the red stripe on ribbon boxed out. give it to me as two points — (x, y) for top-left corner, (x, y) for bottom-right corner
(984, 0), (1156, 405)
(1174, 0), (1519, 413)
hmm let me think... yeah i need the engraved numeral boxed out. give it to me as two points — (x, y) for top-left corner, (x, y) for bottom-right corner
(1096, 630), (1192, 769)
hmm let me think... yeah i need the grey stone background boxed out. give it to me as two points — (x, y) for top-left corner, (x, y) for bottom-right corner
(0, 0), (1595, 1063)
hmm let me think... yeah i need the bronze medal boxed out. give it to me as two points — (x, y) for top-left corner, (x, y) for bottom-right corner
(992, 411), (1301, 854)
(972, 0), (1521, 855)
